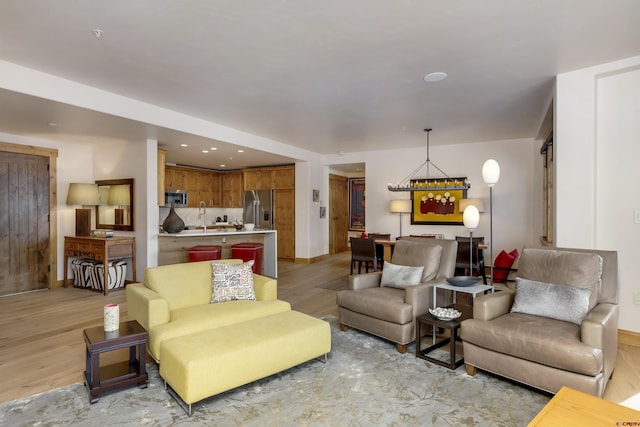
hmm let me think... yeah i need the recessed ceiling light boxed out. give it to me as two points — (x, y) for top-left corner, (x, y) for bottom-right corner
(424, 72), (448, 82)
(202, 150), (208, 153)
(180, 144), (188, 147)
(237, 149), (244, 153)
(48, 122), (58, 127)
(210, 147), (217, 150)
(220, 164), (226, 168)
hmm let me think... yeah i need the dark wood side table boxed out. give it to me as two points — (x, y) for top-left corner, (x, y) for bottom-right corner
(64, 236), (137, 295)
(415, 313), (464, 370)
(83, 320), (148, 403)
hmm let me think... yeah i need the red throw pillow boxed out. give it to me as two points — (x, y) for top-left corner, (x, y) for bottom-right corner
(493, 249), (519, 283)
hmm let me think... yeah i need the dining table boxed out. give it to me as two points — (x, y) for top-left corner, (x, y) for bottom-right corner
(374, 239), (396, 262)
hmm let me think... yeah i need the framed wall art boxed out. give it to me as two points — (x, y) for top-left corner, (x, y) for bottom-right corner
(410, 178), (468, 225)
(349, 177), (366, 231)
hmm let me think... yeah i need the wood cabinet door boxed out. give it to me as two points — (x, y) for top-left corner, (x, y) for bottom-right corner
(222, 172), (243, 208)
(273, 166), (295, 189)
(274, 189), (295, 260)
(199, 171), (221, 207)
(243, 169), (274, 190)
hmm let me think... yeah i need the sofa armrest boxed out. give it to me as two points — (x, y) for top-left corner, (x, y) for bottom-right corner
(253, 274), (277, 301)
(126, 282), (170, 330)
(473, 290), (515, 321)
(349, 272), (383, 290)
(581, 303), (618, 349)
(404, 283), (435, 316)
(582, 303), (618, 382)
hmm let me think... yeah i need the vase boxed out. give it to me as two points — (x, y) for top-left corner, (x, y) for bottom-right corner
(162, 206), (185, 233)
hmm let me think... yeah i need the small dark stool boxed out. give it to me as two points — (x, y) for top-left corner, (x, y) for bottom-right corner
(188, 245), (222, 262)
(231, 243), (264, 274)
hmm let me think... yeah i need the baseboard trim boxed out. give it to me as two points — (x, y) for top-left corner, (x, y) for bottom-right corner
(294, 254), (330, 264)
(618, 329), (640, 348)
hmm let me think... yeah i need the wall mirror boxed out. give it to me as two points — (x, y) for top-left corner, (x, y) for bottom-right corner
(95, 178), (135, 231)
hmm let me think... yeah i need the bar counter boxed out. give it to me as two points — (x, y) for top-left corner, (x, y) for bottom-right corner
(158, 229), (277, 277)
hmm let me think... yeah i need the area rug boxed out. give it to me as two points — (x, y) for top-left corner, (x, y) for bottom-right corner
(0, 318), (549, 426)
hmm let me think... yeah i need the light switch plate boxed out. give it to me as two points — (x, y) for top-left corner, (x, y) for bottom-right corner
(635, 210), (640, 224)
(634, 291), (640, 305)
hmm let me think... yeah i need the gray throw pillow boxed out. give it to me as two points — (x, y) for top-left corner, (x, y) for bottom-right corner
(380, 262), (425, 288)
(510, 277), (592, 325)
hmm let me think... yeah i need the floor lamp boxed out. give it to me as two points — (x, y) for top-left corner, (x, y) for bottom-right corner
(389, 199), (412, 238)
(482, 159), (500, 287)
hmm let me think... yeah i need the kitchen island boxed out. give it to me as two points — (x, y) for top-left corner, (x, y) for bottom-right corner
(158, 229), (277, 277)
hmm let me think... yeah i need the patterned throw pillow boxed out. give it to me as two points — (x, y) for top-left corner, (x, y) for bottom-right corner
(211, 260), (256, 303)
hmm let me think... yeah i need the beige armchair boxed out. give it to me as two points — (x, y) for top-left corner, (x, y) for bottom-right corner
(461, 247), (618, 397)
(337, 238), (457, 353)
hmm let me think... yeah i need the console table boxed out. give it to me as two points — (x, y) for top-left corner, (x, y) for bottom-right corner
(64, 236), (136, 295)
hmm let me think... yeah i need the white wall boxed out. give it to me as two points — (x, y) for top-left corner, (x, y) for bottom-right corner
(325, 137), (538, 264)
(556, 55), (640, 332)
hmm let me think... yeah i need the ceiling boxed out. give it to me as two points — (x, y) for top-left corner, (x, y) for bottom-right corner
(0, 1), (639, 171)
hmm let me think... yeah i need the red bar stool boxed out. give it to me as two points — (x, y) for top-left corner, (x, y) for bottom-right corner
(188, 245), (222, 262)
(231, 243), (264, 274)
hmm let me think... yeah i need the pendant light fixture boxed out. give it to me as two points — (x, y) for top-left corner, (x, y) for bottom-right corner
(387, 128), (471, 192)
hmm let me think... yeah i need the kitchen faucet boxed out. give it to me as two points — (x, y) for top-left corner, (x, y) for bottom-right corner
(198, 201), (207, 233)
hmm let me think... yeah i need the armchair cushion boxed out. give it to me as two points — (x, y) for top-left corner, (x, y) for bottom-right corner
(517, 249), (603, 310)
(511, 278), (592, 325)
(391, 240), (443, 282)
(380, 262), (424, 288)
(211, 260), (256, 303)
(462, 312), (603, 376)
(337, 287), (412, 324)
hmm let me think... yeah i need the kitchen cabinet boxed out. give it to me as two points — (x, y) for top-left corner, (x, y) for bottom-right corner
(221, 172), (243, 208)
(274, 188), (295, 260)
(243, 168), (273, 190)
(243, 165), (296, 259)
(243, 165), (295, 190)
(164, 166), (188, 192)
(198, 171), (221, 207)
(164, 166), (220, 207)
(157, 148), (168, 206)
(273, 166), (295, 189)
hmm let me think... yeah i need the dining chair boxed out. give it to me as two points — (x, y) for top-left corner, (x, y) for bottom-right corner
(350, 237), (380, 274)
(454, 236), (487, 284)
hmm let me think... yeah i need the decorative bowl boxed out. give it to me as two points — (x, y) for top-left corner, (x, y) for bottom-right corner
(244, 223), (255, 230)
(429, 307), (462, 321)
(447, 276), (480, 287)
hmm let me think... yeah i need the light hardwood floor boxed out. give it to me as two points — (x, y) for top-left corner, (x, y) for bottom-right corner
(1, 251), (639, 410)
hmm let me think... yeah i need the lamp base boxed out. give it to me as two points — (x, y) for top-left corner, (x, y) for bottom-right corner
(75, 208), (91, 237)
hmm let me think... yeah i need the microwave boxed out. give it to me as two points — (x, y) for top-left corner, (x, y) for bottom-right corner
(165, 190), (188, 207)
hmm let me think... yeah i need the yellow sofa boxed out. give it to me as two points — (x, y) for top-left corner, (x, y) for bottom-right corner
(126, 259), (292, 362)
(127, 260), (331, 415)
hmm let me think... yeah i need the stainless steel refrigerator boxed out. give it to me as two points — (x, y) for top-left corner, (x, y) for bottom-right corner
(243, 190), (274, 230)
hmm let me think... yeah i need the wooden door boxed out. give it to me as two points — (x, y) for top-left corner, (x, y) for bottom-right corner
(274, 189), (295, 260)
(329, 174), (349, 254)
(0, 152), (50, 295)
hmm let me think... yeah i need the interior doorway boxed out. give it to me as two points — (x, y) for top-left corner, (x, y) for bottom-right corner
(0, 142), (58, 296)
(329, 174), (348, 254)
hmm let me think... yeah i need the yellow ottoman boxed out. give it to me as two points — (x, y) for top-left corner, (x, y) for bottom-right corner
(160, 310), (331, 415)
